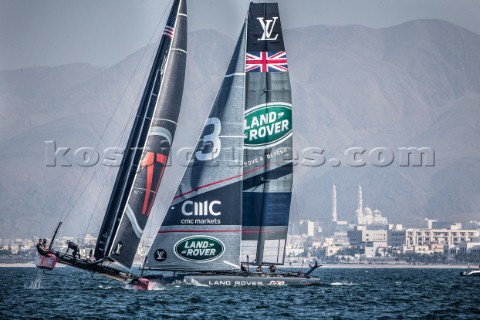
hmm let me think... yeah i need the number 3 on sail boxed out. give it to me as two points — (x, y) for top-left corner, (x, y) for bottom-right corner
(195, 117), (222, 161)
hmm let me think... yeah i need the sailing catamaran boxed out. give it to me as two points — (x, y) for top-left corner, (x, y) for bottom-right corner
(141, 2), (320, 286)
(36, 0), (188, 285)
(36, 1), (320, 288)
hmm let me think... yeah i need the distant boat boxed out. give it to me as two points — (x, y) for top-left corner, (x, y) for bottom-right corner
(460, 267), (480, 277)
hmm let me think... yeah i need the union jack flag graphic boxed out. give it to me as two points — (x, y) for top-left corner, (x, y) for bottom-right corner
(245, 51), (288, 72)
(163, 25), (175, 39)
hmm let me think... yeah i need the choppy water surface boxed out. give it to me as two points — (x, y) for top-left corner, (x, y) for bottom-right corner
(1, 267), (479, 319)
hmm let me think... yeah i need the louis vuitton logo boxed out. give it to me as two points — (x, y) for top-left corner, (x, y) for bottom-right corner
(257, 17), (279, 41)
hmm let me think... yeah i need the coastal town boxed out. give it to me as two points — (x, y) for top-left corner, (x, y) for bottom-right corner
(2, 185), (480, 266)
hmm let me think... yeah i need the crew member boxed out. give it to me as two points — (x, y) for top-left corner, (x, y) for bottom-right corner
(241, 264), (247, 272)
(66, 240), (80, 261)
(36, 239), (49, 256)
(269, 265), (276, 273)
(256, 266), (262, 272)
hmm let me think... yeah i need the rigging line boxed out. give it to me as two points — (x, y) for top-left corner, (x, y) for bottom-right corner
(78, 0), (178, 244)
(290, 138), (301, 225)
(58, 1), (173, 229)
(76, 45), (168, 238)
(292, 185), (301, 224)
(80, 13), (165, 240)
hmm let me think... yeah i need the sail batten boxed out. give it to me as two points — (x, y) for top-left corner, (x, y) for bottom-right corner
(94, 0), (187, 268)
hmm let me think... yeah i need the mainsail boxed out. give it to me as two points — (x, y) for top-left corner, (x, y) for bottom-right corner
(146, 26), (247, 272)
(241, 3), (292, 266)
(94, 0), (188, 268)
(146, 2), (292, 270)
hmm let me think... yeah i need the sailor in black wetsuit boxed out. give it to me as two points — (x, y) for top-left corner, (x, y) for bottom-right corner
(269, 265), (276, 273)
(66, 240), (80, 261)
(36, 239), (49, 256)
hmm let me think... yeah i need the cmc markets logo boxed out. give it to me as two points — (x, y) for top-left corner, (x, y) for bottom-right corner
(244, 103), (292, 149)
(174, 236), (225, 262)
(181, 200), (221, 216)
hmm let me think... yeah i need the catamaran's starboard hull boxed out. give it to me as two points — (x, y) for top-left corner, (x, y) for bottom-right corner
(183, 275), (320, 287)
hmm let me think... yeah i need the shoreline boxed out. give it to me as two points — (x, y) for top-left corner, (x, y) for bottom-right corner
(317, 264), (470, 269)
(0, 262), (472, 269)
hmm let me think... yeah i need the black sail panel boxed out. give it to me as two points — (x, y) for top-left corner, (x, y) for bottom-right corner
(241, 3), (293, 266)
(94, 0), (187, 268)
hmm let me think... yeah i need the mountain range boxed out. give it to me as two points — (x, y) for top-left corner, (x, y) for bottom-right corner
(1, 19), (479, 238)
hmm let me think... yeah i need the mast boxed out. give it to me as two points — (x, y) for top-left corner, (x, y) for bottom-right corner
(94, 0), (187, 268)
(241, 2), (292, 266)
(332, 185), (337, 222)
(145, 24), (247, 272)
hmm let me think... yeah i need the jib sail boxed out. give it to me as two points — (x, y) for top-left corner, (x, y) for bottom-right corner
(146, 25), (247, 271)
(94, 0), (188, 268)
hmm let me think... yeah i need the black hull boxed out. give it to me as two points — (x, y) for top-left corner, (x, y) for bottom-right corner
(53, 251), (138, 283)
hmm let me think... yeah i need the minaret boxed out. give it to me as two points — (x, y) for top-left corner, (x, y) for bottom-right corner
(357, 185), (363, 212)
(355, 185), (363, 224)
(332, 185), (337, 222)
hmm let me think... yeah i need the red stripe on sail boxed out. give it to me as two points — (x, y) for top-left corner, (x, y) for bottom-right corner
(141, 152), (155, 214)
(145, 154), (168, 216)
(142, 153), (168, 215)
(173, 163), (270, 200)
(241, 229), (283, 233)
(157, 229), (281, 234)
(158, 229), (242, 234)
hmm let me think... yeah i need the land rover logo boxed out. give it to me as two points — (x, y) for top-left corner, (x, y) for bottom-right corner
(174, 236), (225, 262)
(244, 103), (292, 148)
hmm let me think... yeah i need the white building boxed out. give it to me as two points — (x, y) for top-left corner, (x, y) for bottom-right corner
(446, 237), (480, 255)
(348, 226), (388, 246)
(286, 235), (305, 257)
(388, 228), (480, 254)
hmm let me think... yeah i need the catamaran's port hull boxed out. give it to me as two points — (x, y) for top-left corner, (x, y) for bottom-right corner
(183, 275), (320, 287)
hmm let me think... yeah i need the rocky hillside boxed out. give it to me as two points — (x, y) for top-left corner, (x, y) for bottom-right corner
(1, 20), (479, 237)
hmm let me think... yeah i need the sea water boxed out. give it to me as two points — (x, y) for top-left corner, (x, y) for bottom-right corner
(1, 267), (479, 319)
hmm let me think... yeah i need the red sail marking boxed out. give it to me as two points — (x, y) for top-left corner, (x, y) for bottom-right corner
(141, 152), (168, 215)
(173, 163), (271, 200)
(157, 229), (280, 234)
(145, 153), (168, 216)
(158, 229), (242, 234)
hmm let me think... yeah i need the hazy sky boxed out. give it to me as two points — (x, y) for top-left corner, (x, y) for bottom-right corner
(1, 0), (479, 70)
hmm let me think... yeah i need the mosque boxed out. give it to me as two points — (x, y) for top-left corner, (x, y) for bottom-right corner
(354, 185), (388, 226)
